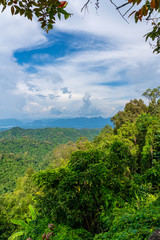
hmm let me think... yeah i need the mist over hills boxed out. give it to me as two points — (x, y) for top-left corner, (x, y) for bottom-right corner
(0, 117), (113, 130)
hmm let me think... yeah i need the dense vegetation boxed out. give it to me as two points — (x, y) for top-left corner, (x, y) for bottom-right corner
(1, 87), (160, 240)
(0, 127), (100, 195)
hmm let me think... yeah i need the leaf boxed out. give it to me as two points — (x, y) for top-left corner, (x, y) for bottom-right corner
(28, 13), (32, 20)
(64, 12), (70, 20)
(8, 231), (25, 240)
(19, 8), (25, 15)
(29, 204), (36, 220)
(128, 10), (136, 17)
(142, 5), (148, 16)
(38, 17), (44, 21)
(135, 12), (139, 23)
(137, 0), (141, 5)
(41, 21), (46, 28)
(58, 1), (68, 8)
(151, 0), (156, 9)
(8, 1), (12, 6)
(11, 219), (32, 232)
(138, 9), (143, 21)
(19, 1), (24, 8)
(15, 9), (19, 14)
(58, 12), (61, 20)
(11, 6), (14, 15)
(1, 5), (6, 12)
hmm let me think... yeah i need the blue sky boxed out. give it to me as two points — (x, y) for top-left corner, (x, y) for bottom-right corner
(0, 0), (159, 119)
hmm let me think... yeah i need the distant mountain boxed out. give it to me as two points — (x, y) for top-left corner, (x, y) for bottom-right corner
(0, 117), (113, 130)
(0, 118), (24, 129)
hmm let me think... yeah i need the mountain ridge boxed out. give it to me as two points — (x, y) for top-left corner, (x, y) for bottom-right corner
(0, 117), (113, 130)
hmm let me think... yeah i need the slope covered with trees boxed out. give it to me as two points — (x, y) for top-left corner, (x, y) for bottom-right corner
(1, 87), (160, 240)
(0, 127), (100, 195)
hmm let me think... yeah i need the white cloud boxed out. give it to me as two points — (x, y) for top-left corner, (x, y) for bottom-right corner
(0, 8), (47, 118)
(0, 9), (46, 52)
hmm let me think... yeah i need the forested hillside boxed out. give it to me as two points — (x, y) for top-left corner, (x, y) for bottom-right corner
(1, 87), (160, 240)
(0, 127), (100, 195)
(0, 127), (100, 142)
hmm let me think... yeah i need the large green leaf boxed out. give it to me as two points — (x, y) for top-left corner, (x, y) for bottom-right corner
(8, 231), (26, 240)
(29, 204), (36, 220)
(11, 219), (32, 232)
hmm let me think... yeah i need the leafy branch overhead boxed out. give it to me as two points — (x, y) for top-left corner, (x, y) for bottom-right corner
(126, 0), (160, 53)
(111, 0), (160, 53)
(85, 0), (160, 54)
(0, 0), (71, 32)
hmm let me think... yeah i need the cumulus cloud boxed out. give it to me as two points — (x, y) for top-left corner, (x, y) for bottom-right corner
(82, 92), (91, 108)
(61, 87), (72, 98)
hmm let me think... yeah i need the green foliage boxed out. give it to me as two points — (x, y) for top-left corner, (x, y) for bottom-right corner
(28, 204), (37, 221)
(94, 203), (160, 240)
(0, 127), (99, 194)
(143, 87), (160, 115)
(136, 114), (159, 172)
(93, 125), (114, 150)
(0, 201), (15, 240)
(111, 99), (147, 131)
(53, 225), (93, 240)
(8, 231), (26, 240)
(0, 0), (71, 32)
(9, 206), (36, 240)
(108, 141), (134, 175)
(34, 149), (109, 233)
(142, 87), (160, 103)
(0, 127), (100, 142)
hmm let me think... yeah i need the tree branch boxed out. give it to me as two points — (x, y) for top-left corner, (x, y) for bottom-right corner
(109, 0), (129, 23)
(81, 0), (90, 12)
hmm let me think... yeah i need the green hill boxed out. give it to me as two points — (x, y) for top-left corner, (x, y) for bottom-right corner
(0, 127), (100, 194)
(0, 127), (100, 142)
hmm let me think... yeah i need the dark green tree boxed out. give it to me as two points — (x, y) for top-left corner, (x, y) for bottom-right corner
(136, 114), (160, 173)
(142, 87), (160, 116)
(111, 99), (147, 131)
(34, 149), (109, 234)
(109, 141), (133, 175)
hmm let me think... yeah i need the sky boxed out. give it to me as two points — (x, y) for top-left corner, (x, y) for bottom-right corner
(0, 0), (159, 119)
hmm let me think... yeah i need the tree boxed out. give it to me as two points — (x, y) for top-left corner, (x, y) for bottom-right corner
(83, 0), (160, 53)
(34, 149), (109, 234)
(108, 141), (133, 176)
(143, 86), (160, 115)
(0, 0), (71, 32)
(143, 87), (160, 103)
(111, 99), (147, 131)
(124, 0), (160, 54)
(135, 114), (160, 172)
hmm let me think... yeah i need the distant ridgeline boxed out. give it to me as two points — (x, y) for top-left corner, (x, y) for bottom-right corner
(0, 117), (113, 131)
(0, 127), (101, 194)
